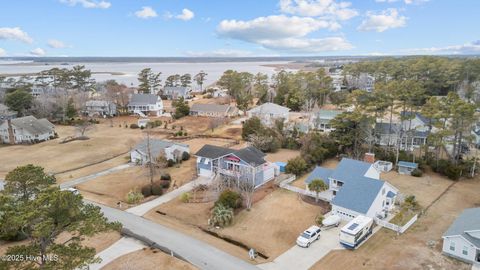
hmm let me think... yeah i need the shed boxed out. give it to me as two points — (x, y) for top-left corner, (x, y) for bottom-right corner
(398, 161), (418, 175)
(275, 162), (287, 173)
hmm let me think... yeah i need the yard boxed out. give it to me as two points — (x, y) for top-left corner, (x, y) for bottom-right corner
(102, 248), (198, 270)
(265, 149), (301, 163)
(145, 189), (327, 263)
(310, 176), (479, 270)
(0, 117), (145, 178)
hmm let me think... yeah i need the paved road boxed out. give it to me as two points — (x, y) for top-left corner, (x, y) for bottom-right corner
(126, 176), (211, 216)
(89, 237), (145, 270)
(258, 222), (345, 270)
(59, 163), (133, 189)
(88, 200), (259, 270)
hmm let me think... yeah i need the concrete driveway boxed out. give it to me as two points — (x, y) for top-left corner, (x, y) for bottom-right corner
(259, 223), (345, 270)
(89, 237), (145, 270)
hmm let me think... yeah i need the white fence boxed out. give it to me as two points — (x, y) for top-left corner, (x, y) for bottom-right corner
(375, 214), (418, 234)
(277, 174), (333, 202)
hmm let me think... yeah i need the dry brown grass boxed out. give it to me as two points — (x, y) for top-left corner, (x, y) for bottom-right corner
(310, 177), (479, 270)
(0, 117), (145, 178)
(102, 248), (198, 270)
(265, 149), (301, 163)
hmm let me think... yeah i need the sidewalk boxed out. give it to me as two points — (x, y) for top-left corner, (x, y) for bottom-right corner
(89, 237), (145, 270)
(126, 176), (211, 216)
(59, 163), (133, 189)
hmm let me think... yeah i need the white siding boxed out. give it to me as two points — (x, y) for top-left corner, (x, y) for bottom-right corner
(365, 183), (397, 218)
(442, 236), (477, 263)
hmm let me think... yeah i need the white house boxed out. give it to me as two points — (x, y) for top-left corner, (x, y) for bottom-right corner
(0, 103), (17, 121)
(0, 116), (55, 144)
(195, 144), (275, 188)
(442, 208), (480, 265)
(128, 94), (164, 117)
(163, 86), (191, 100)
(84, 100), (117, 117)
(305, 158), (398, 221)
(310, 109), (343, 132)
(247, 102), (290, 126)
(130, 139), (190, 164)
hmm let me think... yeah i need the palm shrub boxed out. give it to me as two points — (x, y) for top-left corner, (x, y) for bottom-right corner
(209, 204), (234, 227)
(180, 192), (191, 203)
(315, 214), (324, 225)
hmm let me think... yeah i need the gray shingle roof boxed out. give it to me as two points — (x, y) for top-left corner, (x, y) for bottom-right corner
(375, 122), (401, 134)
(191, 104), (232, 114)
(305, 158), (387, 215)
(86, 100), (111, 107)
(401, 111), (431, 125)
(10, 116), (54, 135)
(129, 94), (158, 105)
(248, 102), (290, 114)
(133, 139), (188, 158)
(164, 86), (190, 96)
(195, 144), (267, 167)
(444, 208), (480, 247)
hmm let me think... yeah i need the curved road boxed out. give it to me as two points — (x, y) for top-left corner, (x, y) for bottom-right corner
(88, 201), (259, 270)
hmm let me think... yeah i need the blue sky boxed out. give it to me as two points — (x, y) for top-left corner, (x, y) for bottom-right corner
(0, 0), (478, 57)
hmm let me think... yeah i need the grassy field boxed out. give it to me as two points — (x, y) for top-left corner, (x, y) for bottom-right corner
(102, 248), (198, 270)
(310, 176), (479, 270)
(0, 117), (145, 178)
(145, 189), (326, 262)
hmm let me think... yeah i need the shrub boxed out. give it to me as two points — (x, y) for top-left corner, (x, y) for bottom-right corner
(403, 195), (420, 212)
(215, 190), (242, 209)
(126, 189), (144, 204)
(160, 181), (170, 189)
(180, 192), (191, 203)
(209, 204), (234, 227)
(183, 131), (188, 136)
(444, 165), (461, 180)
(167, 159), (175, 167)
(411, 168), (422, 177)
(130, 123), (139, 129)
(182, 151), (190, 161)
(151, 184), (163, 195)
(140, 126), (145, 130)
(315, 214), (324, 225)
(160, 173), (171, 181)
(285, 157), (308, 176)
(141, 185), (152, 197)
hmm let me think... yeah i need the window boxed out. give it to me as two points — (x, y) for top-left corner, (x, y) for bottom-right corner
(449, 242), (455, 251)
(462, 246), (468, 256)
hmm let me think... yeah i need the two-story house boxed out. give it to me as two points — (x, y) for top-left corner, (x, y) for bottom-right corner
(247, 102), (290, 126)
(0, 115), (56, 144)
(163, 86), (191, 100)
(309, 109), (343, 132)
(195, 144), (275, 188)
(127, 94), (164, 117)
(305, 158), (398, 221)
(442, 208), (480, 265)
(84, 100), (117, 117)
(0, 103), (17, 122)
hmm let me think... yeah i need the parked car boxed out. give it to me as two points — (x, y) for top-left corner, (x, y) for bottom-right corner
(296, 225), (321, 248)
(66, 187), (80, 195)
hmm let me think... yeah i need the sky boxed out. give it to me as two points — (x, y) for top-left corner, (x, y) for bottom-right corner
(0, 0), (478, 57)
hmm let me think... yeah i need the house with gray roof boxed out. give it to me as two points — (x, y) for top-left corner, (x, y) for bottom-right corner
(0, 115), (56, 144)
(190, 103), (238, 118)
(375, 121), (430, 151)
(130, 139), (190, 164)
(0, 103), (17, 122)
(128, 94), (164, 117)
(195, 144), (275, 188)
(310, 109), (343, 132)
(305, 158), (398, 221)
(247, 102), (290, 126)
(442, 208), (480, 265)
(163, 86), (191, 100)
(84, 100), (117, 117)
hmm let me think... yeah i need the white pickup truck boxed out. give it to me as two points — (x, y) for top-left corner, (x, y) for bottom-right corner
(296, 225), (321, 248)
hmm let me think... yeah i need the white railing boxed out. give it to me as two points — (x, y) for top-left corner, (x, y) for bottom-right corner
(374, 214), (418, 234)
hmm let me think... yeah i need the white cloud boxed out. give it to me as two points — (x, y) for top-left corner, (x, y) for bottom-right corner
(375, 0), (428, 4)
(30, 48), (46, 56)
(358, 8), (407, 32)
(185, 49), (253, 57)
(47, 39), (68, 49)
(404, 41), (480, 55)
(0, 27), (33, 43)
(134, 6), (158, 19)
(259, 37), (353, 53)
(60, 0), (111, 9)
(279, 0), (358, 20)
(218, 15), (338, 42)
(176, 9), (195, 21)
(0, 48), (6, 56)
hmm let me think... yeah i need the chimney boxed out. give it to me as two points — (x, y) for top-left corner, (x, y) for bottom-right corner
(7, 119), (15, 145)
(364, 152), (375, 164)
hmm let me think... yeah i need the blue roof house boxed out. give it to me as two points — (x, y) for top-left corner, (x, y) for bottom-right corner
(305, 158), (398, 221)
(397, 161), (418, 175)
